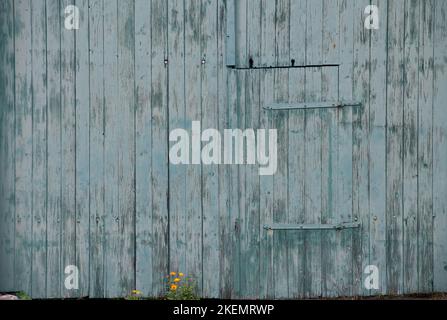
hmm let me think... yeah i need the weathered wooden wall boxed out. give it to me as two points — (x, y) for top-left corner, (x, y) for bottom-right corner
(0, 0), (446, 299)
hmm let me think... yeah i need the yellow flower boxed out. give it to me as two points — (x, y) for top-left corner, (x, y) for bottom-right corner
(170, 272), (177, 276)
(132, 290), (142, 295)
(170, 284), (178, 291)
(174, 278), (181, 283)
(179, 273), (184, 277)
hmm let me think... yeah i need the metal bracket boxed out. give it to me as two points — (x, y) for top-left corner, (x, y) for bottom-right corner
(263, 101), (362, 111)
(263, 222), (361, 231)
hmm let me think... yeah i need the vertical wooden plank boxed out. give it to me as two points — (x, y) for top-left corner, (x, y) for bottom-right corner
(237, 0), (263, 288)
(235, 0), (247, 67)
(217, 0), (232, 298)
(337, 0), (354, 297)
(386, 0), (405, 295)
(167, 0), (186, 276)
(306, 0), (323, 65)
(260, 12), (276, 284)
(14, 0), (33, 295)
(135, 0), (153, 296)
(46, 0), (62, 298)
(30, 0), (47, 298)
(320, 67), (339, 298)
(272, 0), (290, 300)
(103, 0), (120, 297)
(151, 0), (169, 296)
(304, 0), (323, 298)
(226, 69), (241, 298)
(201, 0), (220, 298)
(286, 71), (306, 299)
(433, 0), (447, 292)
(60, 0), (77, 299)
(272, 72), (289, 299)
(275, 0), (290, 66)
(75, 0), (90, 297)
(369, 0), (388, 296)
(184, 0), (202, 289)
(246, 0), (261, 67)
(402, 0), (420, 294)
(287, 0), (307, 299)
(259, 69), (274, 299)
(225, 0), (236, 66)
(289, 0), (306, 67)
(117, 0), (136, 296)
(245, 0), (263, 298)
(303, 67), (323, 298)
(260, 0), (275, 67)
(0, 0), (15, 293)
(417, 0), (434, 294)
(321, 0), (339, 298)
(89, 0), (105, 298)
(240, 70), (260, 298)
(235, 70), (246, 298)
(322, 0), (339, 67)
(352, 0), (370, 297)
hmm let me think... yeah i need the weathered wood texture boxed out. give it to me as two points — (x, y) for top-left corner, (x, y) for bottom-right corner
(433, 0), (447, 292)
(0, 0), (446, 298)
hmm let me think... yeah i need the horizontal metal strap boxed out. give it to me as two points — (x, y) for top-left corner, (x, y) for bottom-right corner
(263, 101), (362, 111)
(229, 63), (340, 70)
(263, 222), (361, 231)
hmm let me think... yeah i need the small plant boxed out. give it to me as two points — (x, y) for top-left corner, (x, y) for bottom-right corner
(125, 289), (144, 300)
(16, 291), (32, 300)
(165, 272), (199, 300)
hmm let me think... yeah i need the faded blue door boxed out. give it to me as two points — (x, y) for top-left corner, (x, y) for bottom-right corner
(228, 66), (361, 298)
